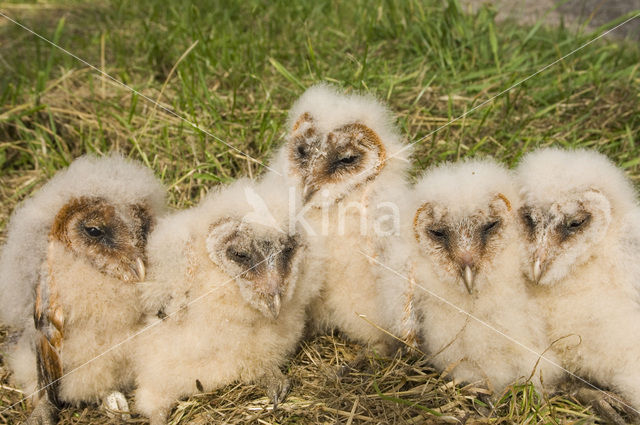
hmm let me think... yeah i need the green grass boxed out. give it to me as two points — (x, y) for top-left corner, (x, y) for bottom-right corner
(1, 0), (639, 423)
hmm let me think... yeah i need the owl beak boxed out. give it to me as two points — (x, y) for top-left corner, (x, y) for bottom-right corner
(532, 248), (547, 283)
(267, 292), (281, 319)
(459, 252), (475, 294)
(130, 257), (146, 282)
(532, 256), (544, 283)
(462, 265), (474, 294)
(262, 267), (283, 319)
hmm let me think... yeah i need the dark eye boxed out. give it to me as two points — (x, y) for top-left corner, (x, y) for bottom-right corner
(282, 245), (294, 258)
(521, 212), (535, 230)
(227, 248), (252, 265)
(482, 220), (500, 234)
(566, 217), (588, 230)
(428, 228), (447, 240)
(339, 155), (359, 165)
(297, 145), (308, 158)
(84, 226), (104, 238)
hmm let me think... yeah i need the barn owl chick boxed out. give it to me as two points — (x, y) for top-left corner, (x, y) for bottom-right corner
(0, 154), (166, 423)
(266, 84), (412, 354)
(516, 148), (640, 410)
(134, 178), (320, 425)
(378, 159), (562, 393)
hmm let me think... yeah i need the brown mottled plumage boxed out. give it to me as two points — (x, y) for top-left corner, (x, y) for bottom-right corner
(265, 84), (413, 355)
(516, 148), (640, 413)
(377, 159), (562, 394)
(413, 194), (509, 294)
(287, 112), (387, 205)
(134, 178), (320, 425)
(34, 196), (153, 415)
(0, 155), (167, 425)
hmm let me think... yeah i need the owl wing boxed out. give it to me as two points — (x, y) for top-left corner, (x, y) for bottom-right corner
(33, 270), (64, 407)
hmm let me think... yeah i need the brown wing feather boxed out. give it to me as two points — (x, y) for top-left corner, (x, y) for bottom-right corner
(34, 258), (64, 408)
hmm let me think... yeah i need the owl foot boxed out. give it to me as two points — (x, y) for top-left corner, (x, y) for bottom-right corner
(575, 387), (639, 425)
(259, 368), (291, 410)
(102, 391), (131, 420)
(25, 398), (58, 425)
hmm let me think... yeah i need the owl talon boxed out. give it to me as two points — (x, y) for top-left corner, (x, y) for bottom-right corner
(260, 368), (291, 410)
(102, 391), (131, 420)
(25, 399), (58, 425)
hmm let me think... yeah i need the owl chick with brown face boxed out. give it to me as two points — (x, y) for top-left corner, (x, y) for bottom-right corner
(266, 84), (412, 355)
(0, 154), (166, 424)
(516, 148), (640, 411)
(134, 178), (320, 425)
(377, 159), (562, 393)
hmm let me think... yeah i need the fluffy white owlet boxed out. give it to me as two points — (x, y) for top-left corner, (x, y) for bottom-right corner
(0, 154), (166, 424)
(266, 84), (413, 354)
(134, 178), (321, 425)
(377, 158), (562, 394)
(516, 147), (640, 410)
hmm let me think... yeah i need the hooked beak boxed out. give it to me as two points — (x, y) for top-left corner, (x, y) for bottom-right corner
(531, 248), (547, 283)
(262, 265), (283, 319)
(532, 256), (545, 283)
(459, 251), (475, 294)
(126, 257), (146, 282)
(462, 265), (474, 294)
(135, 257), (146, 281)
(266, 292), (281, 319)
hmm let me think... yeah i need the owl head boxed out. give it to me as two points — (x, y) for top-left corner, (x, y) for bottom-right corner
(271, 84), (411, 208)
(50, 197), (153, 282)
(196, 178), (307, 319)
(0, 153), (166, 326)
(206, 218), (303, 319)
(411, 159), (517, 294)
(515, 148), (636, 286)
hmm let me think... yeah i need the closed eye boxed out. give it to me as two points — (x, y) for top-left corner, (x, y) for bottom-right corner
(482, 220), (500, 234)
(566, 216), (589, 230)
(227, 248), (253, 265)
(339, 155), (359, 165)
(327, 153), (362, 175)
(558, 213), (591, 241)
(523, 214), (535, 229)
(519, 208), (536, 231)
(427, 228), (447, 240)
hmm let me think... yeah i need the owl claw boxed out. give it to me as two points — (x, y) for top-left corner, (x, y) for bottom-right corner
(102, 391), (131, 420)
(260, 368), (291, 411)
(270, 376), (291, 410)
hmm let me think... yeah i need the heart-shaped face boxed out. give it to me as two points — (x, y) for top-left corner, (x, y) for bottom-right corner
(413, 194), (512, 295)
(51, 197), (153, 283)
(206, 218), (304, 319)
(517, 189), (611, 286)
(287, 112), (386, 207)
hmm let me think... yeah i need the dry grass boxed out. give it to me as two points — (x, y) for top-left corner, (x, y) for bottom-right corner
(0, 330), (612, 424)
(1, 0), (640, 423)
